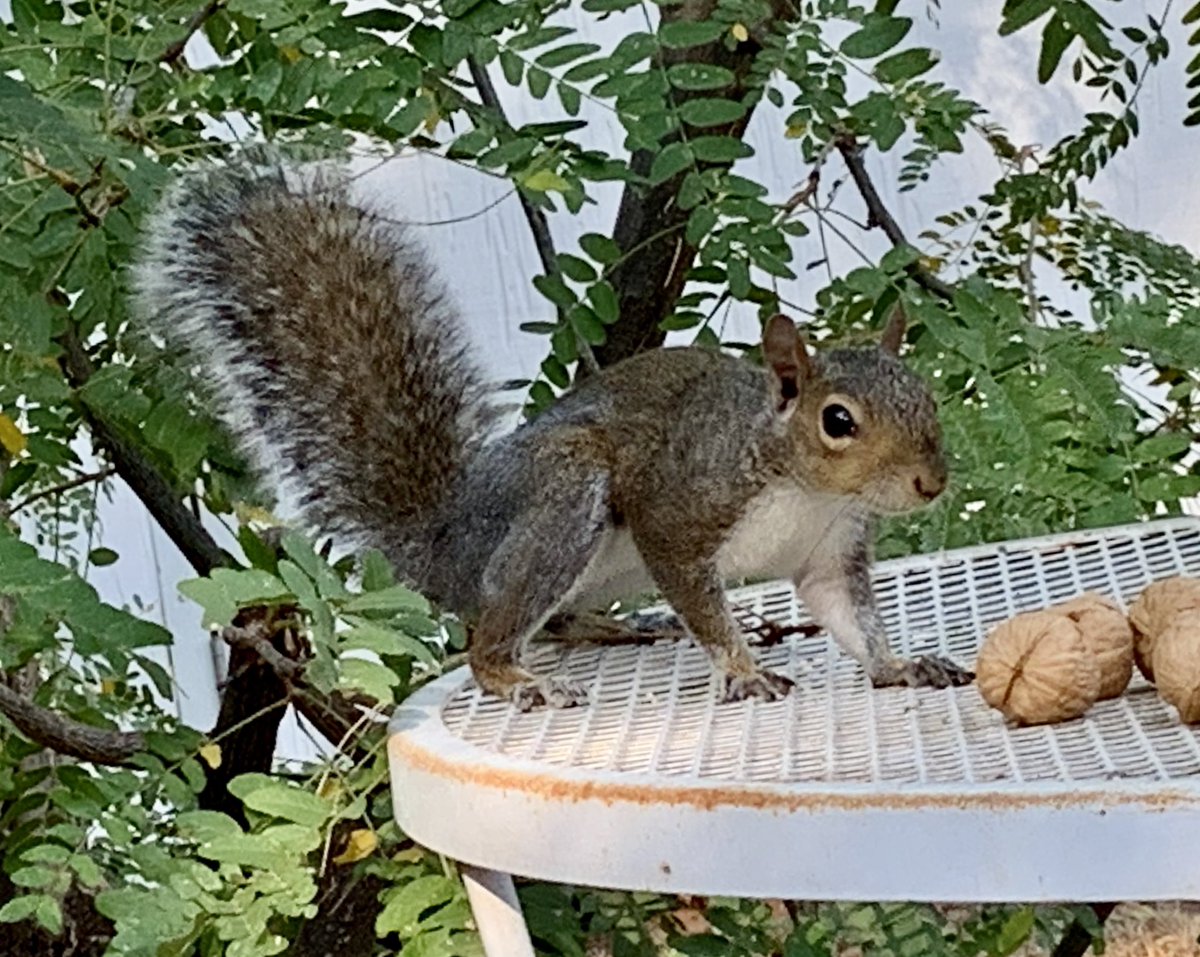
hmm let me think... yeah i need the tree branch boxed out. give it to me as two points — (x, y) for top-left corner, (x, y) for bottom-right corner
(57, 326), (232, 576)
(595, 0), (792, 366)
(0, 677), (145, 765)
(834, 136), (956, 302)
(161, 0), (224, 65)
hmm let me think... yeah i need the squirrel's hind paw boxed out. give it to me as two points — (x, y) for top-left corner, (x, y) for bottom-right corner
(511, 676), (590, 712)
(720, 668), (794, 703)
(872, 655), (974, 689)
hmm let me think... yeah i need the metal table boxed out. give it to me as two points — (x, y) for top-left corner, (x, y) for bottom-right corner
(388, 518), (1200, 955)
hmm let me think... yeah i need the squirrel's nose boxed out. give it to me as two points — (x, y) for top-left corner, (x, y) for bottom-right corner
(913, 466), (946, 501)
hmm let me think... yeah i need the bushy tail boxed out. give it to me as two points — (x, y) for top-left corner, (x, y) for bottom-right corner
(135, 161), (494, 549)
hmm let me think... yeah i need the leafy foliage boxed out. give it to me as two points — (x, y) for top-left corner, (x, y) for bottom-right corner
(0, 0), (1196, 953)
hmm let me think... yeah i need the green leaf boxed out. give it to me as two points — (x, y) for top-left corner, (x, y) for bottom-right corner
(874, 47), (939, 83)
(533, 273), (577, 308)
(679, 97), (747, 127)
(689, 136), (753, 162)
(665, 63), (735, 91)
(376, 875), (459, 937)
(339, 657), (399, 704)
(580, 233), (621, 263)
(527, 66), (551, 99)
(558, 82), (581, 115)
(342, 620), (438, 664)
(178, 569), (293, 627)
(557, 254), (596, 282)
(248, 58), (284, 105)
(232, 779), (330, 827)
(1038, 15), (1073, 83)
(0, 896), (41, 924)
(499, 49), (523, 85)
(537, 43), (600, 68)
(685, 206), (717, 245)
(85, 545), (118, 567)
(570, 306), (607, 345)
(649, 142), (694, 184)
(343, 584), (430, 614)
(659, 20), (725, 48)
(587, 281), (619, 323)
(34, 897), (61, 935)
(1000, 0), (1054, 35)
(996, 907), (1036, 955)
(1133, 433), (1194, 461)
(841, 15), (912, 58)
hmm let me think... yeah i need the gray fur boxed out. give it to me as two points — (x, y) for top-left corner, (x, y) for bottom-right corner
(136, 163), (971, 705)
(134, 161), (496, 563)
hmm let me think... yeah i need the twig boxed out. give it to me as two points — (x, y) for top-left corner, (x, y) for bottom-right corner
(161, 0), (224, 66)
(731, 604), (821, 646)
(1016, 145), (1041, 324)
(834, 136), (956, 302)
(10, 467), (117, 514)
(466, 54), (599, 375)
(777, 137), (841, 221)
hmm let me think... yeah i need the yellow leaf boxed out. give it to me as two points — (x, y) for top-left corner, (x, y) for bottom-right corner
(317, 777), (344, 800)
(784, 123), (806, 139)
(0, 414), (26, 456)
(233, 502), (280, 526)
(333, 828), (378, 864)
(280, 45), (303, 64)
(731, 22), (749, 42)
(918, 255), (944, 274)
(522, 169), (570, 193)
(1039, 216), (1061, 235)
(100, 678), (118, 695)
(198, 743), (222, 769)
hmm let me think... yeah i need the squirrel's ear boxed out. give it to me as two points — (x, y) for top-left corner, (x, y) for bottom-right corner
(880, 306), (906, 355)
(762, 313), (811, 416)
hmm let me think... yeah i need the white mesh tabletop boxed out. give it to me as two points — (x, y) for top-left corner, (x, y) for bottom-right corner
(388, 519), (1200, 901)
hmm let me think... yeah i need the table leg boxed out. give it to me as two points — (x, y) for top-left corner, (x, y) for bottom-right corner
(461, 864), (535, 957)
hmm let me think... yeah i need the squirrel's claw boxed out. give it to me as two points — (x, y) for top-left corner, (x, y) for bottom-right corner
(720, 668), (795, 703)
(872, 654), (974, 689)
(511, 676), (590, 712)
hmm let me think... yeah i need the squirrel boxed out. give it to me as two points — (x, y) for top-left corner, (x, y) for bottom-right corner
(134, 161), (973, 710)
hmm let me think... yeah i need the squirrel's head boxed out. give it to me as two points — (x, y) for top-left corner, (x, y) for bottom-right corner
(763, 310), (946, 515)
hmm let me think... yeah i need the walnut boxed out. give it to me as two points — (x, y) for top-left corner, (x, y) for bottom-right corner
(976, 611), (1102, 725)
(1128, 578), (1200, 683)
(1048, 592), (1133, 699)
(1152, 611), (1200, 724)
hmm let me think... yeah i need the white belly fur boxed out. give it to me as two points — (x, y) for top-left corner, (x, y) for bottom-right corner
(570, 484), (850, 610)
(716, 484), (850, 580)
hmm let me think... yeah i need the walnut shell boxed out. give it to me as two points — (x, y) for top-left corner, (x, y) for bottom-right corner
(1128, 578), (1200, 683)
(1152, 611), (1200, 724)
(1048, 592), (1133, 700)
(976, 611), (1102, 725)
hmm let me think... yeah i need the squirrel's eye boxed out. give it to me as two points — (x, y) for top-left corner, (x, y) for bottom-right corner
(821, 404), (857, 439)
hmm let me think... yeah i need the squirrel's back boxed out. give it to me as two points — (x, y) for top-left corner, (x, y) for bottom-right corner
(135, 162), (495, 552)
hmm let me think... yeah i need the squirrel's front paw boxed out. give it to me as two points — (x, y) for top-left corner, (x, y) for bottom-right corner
(511, 676), (590, 712)
(871, 655), (974, 689)
(720, 668), (794, 703)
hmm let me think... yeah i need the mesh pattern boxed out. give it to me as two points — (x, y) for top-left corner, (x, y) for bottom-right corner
(441, 520), (1200, 786)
